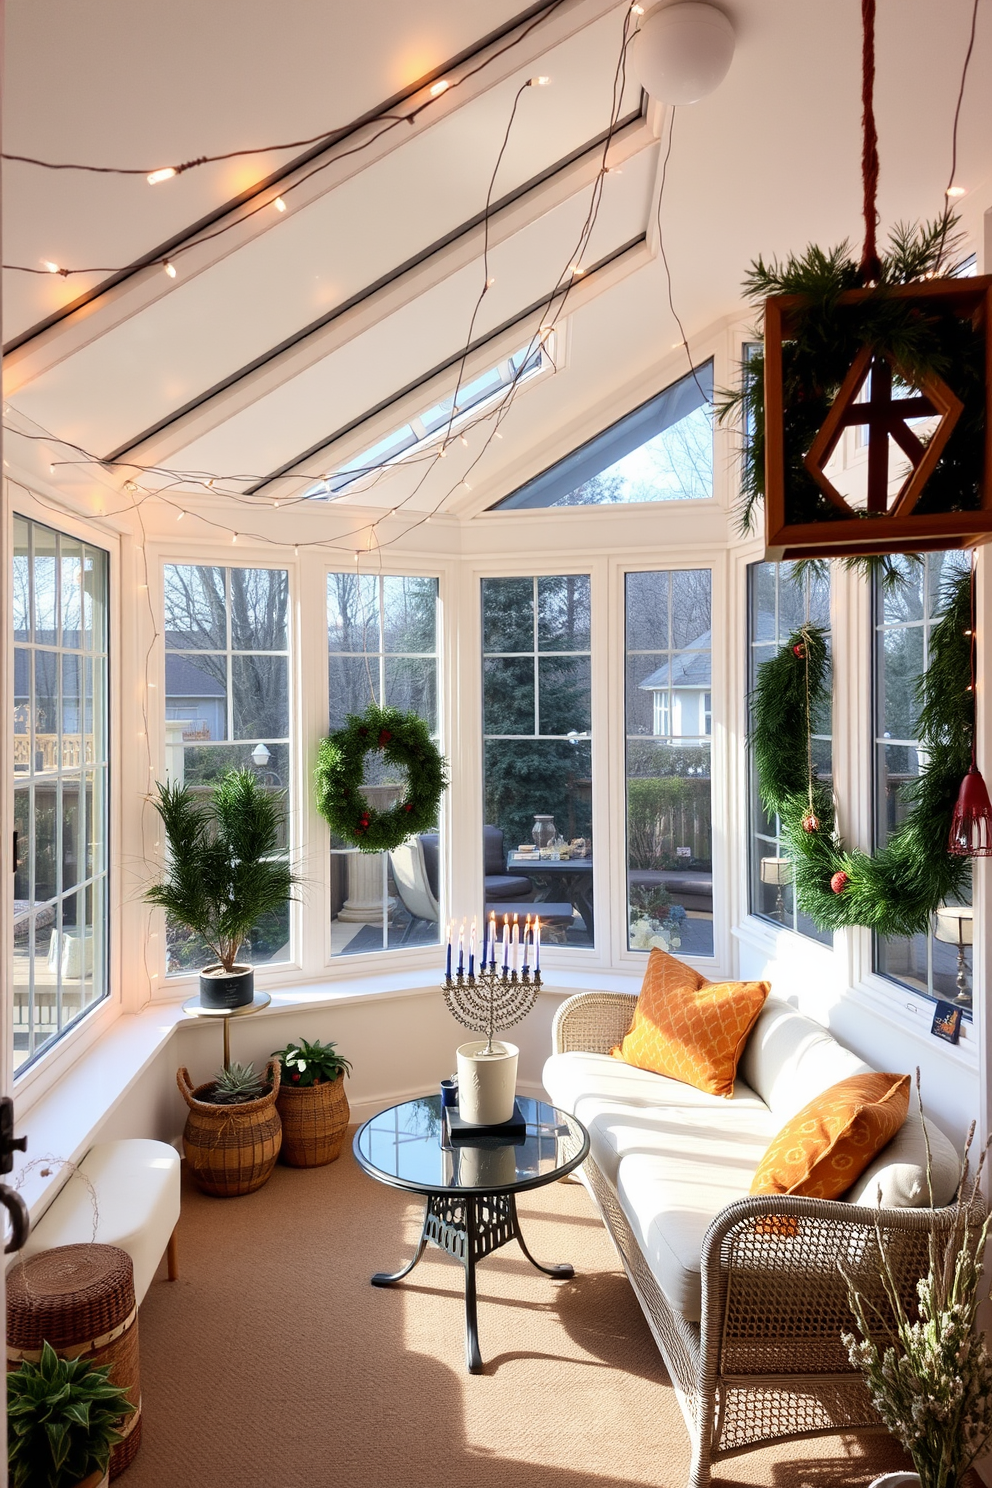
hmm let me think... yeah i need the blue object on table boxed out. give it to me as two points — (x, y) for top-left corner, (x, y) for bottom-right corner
(440, 1078), (458, 1107)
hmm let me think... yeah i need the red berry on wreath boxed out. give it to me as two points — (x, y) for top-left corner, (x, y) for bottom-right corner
(403, 802), (413, 812)
(378, 729), (392, 747)
(793, 643), (806, 658)
(801, 812), (820, 833)
(830, 870), (849, 895)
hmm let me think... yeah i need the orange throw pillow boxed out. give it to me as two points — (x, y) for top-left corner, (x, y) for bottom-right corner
(611, 948), (768, 1099)
(750, 1072), (911, 1200)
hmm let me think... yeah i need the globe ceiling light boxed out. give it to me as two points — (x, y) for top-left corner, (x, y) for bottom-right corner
(631, 3), (735, 105)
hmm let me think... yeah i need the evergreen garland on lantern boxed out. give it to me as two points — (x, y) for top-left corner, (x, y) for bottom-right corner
(314, 703), (448, 853)
(751, 569), (973, 936)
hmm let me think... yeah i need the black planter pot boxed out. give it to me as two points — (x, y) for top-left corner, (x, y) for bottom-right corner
(199, 964), (254, 1010)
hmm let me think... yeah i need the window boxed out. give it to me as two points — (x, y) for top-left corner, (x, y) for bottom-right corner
(873, 551), (973, 1006)
(12, 517), (109, 1071)
(163, 564), (291, 974)
(306, 342), (550, 499)
(747, 560), (832, 942)
(327, 573), (440, 955)
(625, 570), (713, 955)
(482, 576), (593, 948)
(490, 362), (713, 510)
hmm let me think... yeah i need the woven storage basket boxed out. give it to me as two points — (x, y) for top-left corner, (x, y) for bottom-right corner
(277, 1072), (350, 1167)
(7, 1243), (141, 1478)
(178, 1060), (282, 1197)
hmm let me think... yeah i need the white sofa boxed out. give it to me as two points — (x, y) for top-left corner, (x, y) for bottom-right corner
(544, 990), (962, 1488)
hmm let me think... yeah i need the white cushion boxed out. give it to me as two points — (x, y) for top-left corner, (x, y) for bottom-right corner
(845, 1110), (961, 1209)
(738, 1000), (872, 1120)
(19, 1139), (181, 1306)
(543, 1050), (767, 1184)
(614, 1108), (780, 1324)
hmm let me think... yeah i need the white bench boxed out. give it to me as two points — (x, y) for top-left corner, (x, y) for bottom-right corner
(17, 1139), (181, 1305)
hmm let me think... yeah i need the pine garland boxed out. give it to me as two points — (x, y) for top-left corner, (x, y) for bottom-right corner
(751, 570), (972, 936)
(314, 703), (448, 853)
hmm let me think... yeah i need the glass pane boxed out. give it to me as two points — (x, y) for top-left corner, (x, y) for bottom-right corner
(60, 536), (82, 647)
(626, 655), (668, 736)
(482, 578), (533, 653)
(879, 626), (924, 739)
(82, 546), (108, 651)
(671, 570), (711, 648)
(165, 654), (227, 742)
(752, 563), (778, 643)
(382, 575), (437, 653)
(537, 656), (590, 735)
(13, 516), (30, 640)
(33, 525), (58, 642)
(13, 649), (30, 775)
(626, 741), (713, 956)
(483, 657), (534, 735)
(625, 571), (668, 651)
(876, 931), (928, 994)
(327, 573), (380, 653)
(329, 655), (380, 729)
(34, 788), (58, 904)
(230, 568), (288, 651)
(61, 653), (81, 748)
(232, 655), (289, 739)
(164, 565), (227, 649)
(537, 576), (590, 651)
(35, 651), (59, 759)
(882, 559), (924, 624)
(330, 852), (390, 957)
(61, 779), (81, 895)
(928, 550), (971, 617)
(13, 789), (30, 903)
(383, 657), (437, 729)
(177, 742), (290, 797)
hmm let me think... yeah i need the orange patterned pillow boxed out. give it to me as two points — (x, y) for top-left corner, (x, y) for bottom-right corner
(750, 1072), (911, 1199)
(611, 949), (768, 1099)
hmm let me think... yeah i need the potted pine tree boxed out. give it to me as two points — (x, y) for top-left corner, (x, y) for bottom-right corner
(145, 768), (298, 1009)
(8, 1341), (135, 1488)
(271, 1038), (353, 1166)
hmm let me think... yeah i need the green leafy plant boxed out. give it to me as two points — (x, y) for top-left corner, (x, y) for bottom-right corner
(271, 1038), (352, 1089)
(8, 1340), (135, 1488)
(145, 768), (298, 972)
(750, 570), (972, 935)
(209, 1061), (266, 1104)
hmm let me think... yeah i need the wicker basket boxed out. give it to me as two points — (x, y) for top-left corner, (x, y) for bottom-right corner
(277, 1072), (350, 1167)
(178, 1060), (282, 1197)
(7, 1243), (141, 1478)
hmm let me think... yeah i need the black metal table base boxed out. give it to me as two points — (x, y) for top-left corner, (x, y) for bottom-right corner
(370, 1190), (574, 1372)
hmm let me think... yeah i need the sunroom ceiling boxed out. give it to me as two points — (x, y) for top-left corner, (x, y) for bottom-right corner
(4, 0), (991, 520)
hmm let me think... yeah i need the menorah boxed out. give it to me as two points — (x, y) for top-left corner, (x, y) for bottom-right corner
(442, 914), (541, 1054)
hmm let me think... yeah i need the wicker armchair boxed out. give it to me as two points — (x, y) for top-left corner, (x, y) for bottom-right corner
(551, 990), (962, 1488)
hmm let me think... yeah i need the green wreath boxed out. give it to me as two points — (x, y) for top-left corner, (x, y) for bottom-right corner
(752, 569), (972, 936)
(314, 703), (448, 853)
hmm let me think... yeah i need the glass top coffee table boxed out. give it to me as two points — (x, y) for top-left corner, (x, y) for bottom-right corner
(353, 1094), (590, 1373)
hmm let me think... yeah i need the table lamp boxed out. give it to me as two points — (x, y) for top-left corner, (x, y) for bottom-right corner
(759, 856), (792, 921)
(934, 904), (973, 1007)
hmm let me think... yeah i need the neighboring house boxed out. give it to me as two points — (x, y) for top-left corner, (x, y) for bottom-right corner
(165, 653), (226, 741)
(638, 630), (712, 739)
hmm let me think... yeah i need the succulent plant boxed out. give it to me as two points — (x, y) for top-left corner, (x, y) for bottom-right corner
(271, 1037), (352, 1089)
(210, 1060), (266, 1104)
(8, 1340), (135, 1488)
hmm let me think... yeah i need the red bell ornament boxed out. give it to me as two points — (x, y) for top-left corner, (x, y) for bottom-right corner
(948, 764), (992, 857)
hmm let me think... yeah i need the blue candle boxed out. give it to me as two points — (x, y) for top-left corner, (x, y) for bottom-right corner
(489, 913), (497, 968)
(457, 920), (465, 976)
(502, 915), (509, 973)
(481, 923), (488, 970)
(522, 915), (530, 973)
(446, 921), (452, 980)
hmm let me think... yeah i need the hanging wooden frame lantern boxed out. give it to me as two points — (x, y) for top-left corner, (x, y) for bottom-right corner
(761, 0), (992, 562)
(763, 276), (992, 561)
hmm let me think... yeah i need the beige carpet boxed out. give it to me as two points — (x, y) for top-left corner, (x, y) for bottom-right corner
(125, 1141), (918, 1488)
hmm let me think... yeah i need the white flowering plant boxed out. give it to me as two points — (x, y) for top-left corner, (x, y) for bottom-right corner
(629, 904), (687, 952)
(842, 1081), (992, 1488)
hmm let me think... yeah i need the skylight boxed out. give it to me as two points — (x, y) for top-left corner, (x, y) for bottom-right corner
(305, 340), (551, 499)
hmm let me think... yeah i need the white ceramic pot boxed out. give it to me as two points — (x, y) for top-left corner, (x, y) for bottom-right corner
(868, 1474), (920, 1487)
(456, 1040), (519, 1125)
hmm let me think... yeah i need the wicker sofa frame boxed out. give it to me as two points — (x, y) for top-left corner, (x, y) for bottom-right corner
(552, 989), (962, 1488)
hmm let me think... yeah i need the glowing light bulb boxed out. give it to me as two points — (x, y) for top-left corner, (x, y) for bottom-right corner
(41, 260), (61, 275)
(163, 260), (177, 278)
(570, 264), (584, 277)
(176, 510), (185, 521)
(147, 167), (177, 185)
(49, 463), (56, 474)
(438, 445), (447, 458)
(294, 545), (300, 556)
(274, 196), (287, 212)
(272, 499), (280, 508)
(494, 431), (503, 440)
(946, 185), (967, 198)
(462, 480), (472, 490)
(485, 277), (495, 288)
(460, 435), (469, 447)
(430, 80), (450, 97)
(631, 4), (644, 13)
(232, 532), (238, 544)
(530, 75), (551, 86)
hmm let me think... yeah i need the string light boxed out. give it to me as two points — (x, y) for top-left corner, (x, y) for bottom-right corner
(460, 435), (469, 446)
(176, 510), (185, 521)
(163, 260), (177, 278)
(570, 263), (584, 276)
(147, 167), (177, 186)
(232, 532), (238, 543)
(429, 80), (450, 98)
(530, 76), (551, 85)
(946, 184), (967, 197)
(274, 196), (287, 212)
(485, 277), (495, 288)
(41, 260), (62, 274)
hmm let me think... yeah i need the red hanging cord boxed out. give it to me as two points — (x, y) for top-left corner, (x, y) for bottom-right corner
(860, 0), (881, 283)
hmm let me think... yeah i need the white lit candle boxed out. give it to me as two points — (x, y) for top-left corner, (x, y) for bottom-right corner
(469, 916), (477, 977)
(502, 914), (509, 973)
(511, 913), (519, 973)
(535, 917), (541, 973)
(489, 911), (498, 968)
